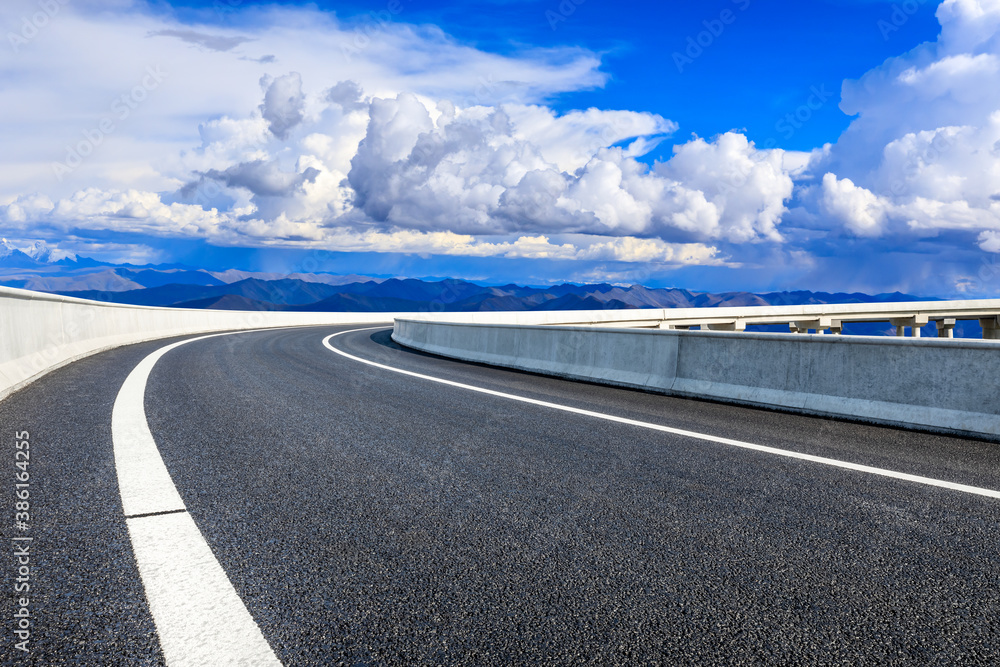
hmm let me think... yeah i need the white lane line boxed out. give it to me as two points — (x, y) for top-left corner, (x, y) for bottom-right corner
(324, 328), (1000, 500)
(113, 338), (192, 517)
(113, 332), (282, 667)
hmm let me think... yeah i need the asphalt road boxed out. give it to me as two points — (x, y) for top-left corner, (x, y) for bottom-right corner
(2, 325), (1000, 665)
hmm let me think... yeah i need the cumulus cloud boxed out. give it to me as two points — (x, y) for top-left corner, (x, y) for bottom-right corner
(0, 0), (797, 268)
(345, 94), (792, 243)
(820, 173), (888, 237)
(326, 80), (368, 112)
(0, 1), (609, 202)
(6, 0), (1000, 290)
(655, 133), (793, 242)
(0, 60), (798, 263)
(0, 189), (241, 252)
(576, 237), (724, 264)
(259, 73), (306, 140)
(980, 230), (1000, 252)
(203, 160), (320, 198)
(789, 0), (1000, 266)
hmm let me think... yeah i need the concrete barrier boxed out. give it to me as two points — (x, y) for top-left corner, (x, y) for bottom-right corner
(7, 284), (1000, 439)
(0, 287), (649, 402)
(392, 319), (1000, 440)
(0, 287), (389, 401)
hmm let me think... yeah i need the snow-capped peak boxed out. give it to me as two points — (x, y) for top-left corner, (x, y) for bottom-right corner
(0, 238), (16, 259)
(24, 240), (49, 261)
(0, 239), (76, 264)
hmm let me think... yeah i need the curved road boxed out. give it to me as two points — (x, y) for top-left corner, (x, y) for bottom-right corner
(3, 325), (1000, 664)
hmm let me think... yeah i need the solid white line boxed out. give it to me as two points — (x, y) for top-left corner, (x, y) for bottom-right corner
(324, 328), (1000, 500)
(113, 337), (194, 517)
(113, 332), (282, 667)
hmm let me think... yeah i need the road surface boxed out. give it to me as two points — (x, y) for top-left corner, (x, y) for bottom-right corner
(2, 325), (999, 664)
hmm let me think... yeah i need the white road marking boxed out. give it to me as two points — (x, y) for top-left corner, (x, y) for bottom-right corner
(113, 340), (190, 517)
(325, 328), (1000, 500)
(113, 332), (282, 667)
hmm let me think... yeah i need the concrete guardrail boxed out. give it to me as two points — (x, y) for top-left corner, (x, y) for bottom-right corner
(6, 285), (1000, 439)
(392, 318), (1000, 440)
(0, 286), (394, 401)
(0, 287), (643, 402)
(541, 299), (1000, 338)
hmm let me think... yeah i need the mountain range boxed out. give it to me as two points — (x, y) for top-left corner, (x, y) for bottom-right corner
(47, 276), (929, 313)
(3, 238), (969, 335)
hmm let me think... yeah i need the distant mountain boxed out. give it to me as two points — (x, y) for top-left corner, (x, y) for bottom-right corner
(533, 294), (625, 311)
(50, 277), (936, 318)
(0, 239), (44, 269)
(207, 269), (383, 286)
(759, 290), (929, 306)
(115, 268), (225, 288)
(291, 293), (430, 312)
(56, 278), (367, 307)
(173, 294), (282, 311)
(5, 269), (143, 293)
(0, 238), (80, 266)
(2, 246), (972, 335)
(4, 239), (947, 327)
(0, 244), (386, 294)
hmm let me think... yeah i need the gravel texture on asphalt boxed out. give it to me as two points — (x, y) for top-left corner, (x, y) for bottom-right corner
(0, 337), (189, 666)
(3, 325), (1000, 665)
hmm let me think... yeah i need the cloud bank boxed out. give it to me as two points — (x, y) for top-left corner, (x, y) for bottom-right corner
(2, 0), (1000, 294)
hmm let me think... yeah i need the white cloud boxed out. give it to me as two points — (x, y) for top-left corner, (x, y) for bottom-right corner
(0, 0), (608, 202)
(2, 188), (227, 238)
(804, 0), (1000, 247)
(6, 0), (1000, 287)
(0, 0), (797, 268)
(980, 230), (1000, 252)
(346, 96), (792, 243)
(504, 105), (677, 173)
(259, 72), (305, 140)
(655, 133), (793, 242)
(820, 173), (888, 237)
(576, 237), (724, 264)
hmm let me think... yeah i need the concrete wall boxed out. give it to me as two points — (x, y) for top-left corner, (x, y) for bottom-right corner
(6, 284), (1000, 438)
(0, 287), (645, 402)
(0, 287), (387, 401)
(392, 319), (1000, 439)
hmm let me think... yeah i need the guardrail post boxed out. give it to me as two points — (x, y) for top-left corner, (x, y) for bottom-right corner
(981, 316), (1000, 340)
(706, 320), (746, 332)
(891, 315), (929, 337)
(936, 318), (956, 338)
(791, 317), (838, 334)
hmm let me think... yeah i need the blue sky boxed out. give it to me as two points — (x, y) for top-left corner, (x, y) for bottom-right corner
(2, 0), (999, 295)
(160, 0), (944, 153)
